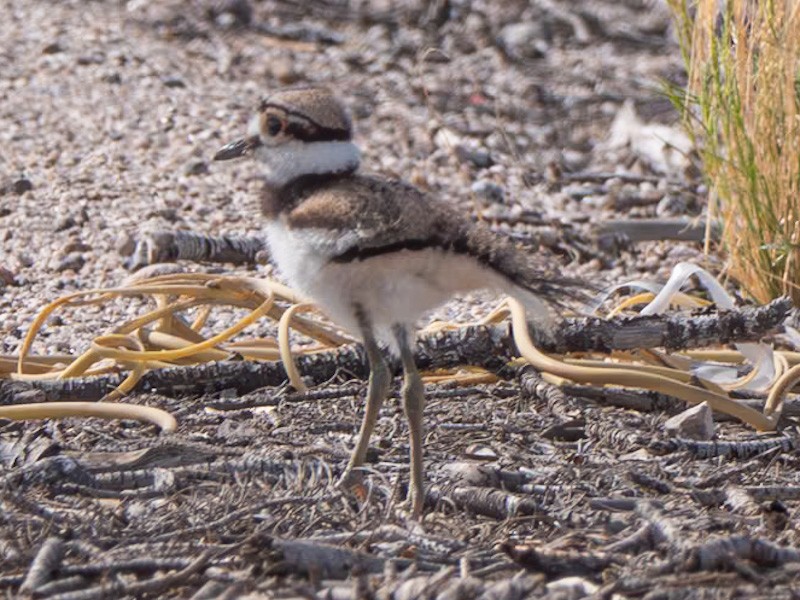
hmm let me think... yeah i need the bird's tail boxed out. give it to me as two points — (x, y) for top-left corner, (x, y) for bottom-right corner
(465, 226), (590, 332)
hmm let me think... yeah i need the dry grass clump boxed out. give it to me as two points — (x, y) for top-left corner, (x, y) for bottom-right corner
(667, 0), (800, 304)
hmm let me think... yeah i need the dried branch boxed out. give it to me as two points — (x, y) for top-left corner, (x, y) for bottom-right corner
(263, 537), (392, 578)
(651, 435), (796, 459)
(516, 366), (577, 415)
(309, 525), (465, 558)
(20, 537), (65, 594)
(500, 543), (617, 577)
(585, 420), (646, 451)
(427, 485), (543, 519)
(687, 536), (800, 571)
(561, 382), (684, 414)
(3, 299), (790, 403)
(127, 231), (266, 270)
(544, 296), (792, 354)
(32, 575), (90, 598)
(605, 521), (668, 554)
(594, 218), (720, 243)
(59, 557), (194, 577)
(46, 549), (213, 600)
(744, 486), (800, 502)
(628, 470), (673, 495)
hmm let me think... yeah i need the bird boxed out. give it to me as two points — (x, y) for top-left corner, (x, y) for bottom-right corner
(214, 86), (583, 517)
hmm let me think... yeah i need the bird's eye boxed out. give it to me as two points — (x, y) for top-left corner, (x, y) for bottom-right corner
(266, 116), (283, 136)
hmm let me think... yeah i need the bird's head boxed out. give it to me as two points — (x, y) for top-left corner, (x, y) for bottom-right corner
(214, 86), (360, 185)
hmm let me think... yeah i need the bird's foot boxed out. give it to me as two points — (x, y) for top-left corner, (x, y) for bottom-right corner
(406, 483), (425, 520)
(337, 467), (369, 505)
(394, 495), (425, 523)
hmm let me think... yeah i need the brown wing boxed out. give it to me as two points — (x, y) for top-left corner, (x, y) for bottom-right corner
(286, 174), (465, 254)
(287, 174), (587, 305)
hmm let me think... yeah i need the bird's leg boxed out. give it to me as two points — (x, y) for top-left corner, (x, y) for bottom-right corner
(340, 307), (391, 487)
(392, 324), (425, 517)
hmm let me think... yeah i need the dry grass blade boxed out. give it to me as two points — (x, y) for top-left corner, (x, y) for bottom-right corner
(0, 270), (793, 440)
(0, 274), (350, 432)
(765, 362), (800, 418)
(279, 302), (319, 392)
(0, 402), (177, 432)
(505, 297), (778, 431)
(667, 0), (800, 304)
(606, 292), (710, 317)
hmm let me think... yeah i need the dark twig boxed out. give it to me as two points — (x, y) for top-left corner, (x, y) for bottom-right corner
(650, 435), (796, 460)
(265, 537), (395, 578)
(585, 420), (646, 451)
(427, 485), (544, 520)
(559, 171), (674, 185)
(31, 576), (90, 598)
(46, 549), (214, 600)
(605, 521), (669, 554)
(146, 495), (324, 543)
(501, 542), (618, 577)
(628, 469), (673, 495)
(20, 537), (65, 594)
(561, 383), (684, 414)
(687, 536), (800, 571)
(516, 365), (577, 415)
(595, 218), (721, 243)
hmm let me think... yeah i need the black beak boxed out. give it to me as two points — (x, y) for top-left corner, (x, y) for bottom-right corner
(213, 136), (261, 161)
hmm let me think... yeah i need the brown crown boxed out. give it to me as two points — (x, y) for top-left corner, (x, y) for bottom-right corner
(260, 86), (352, 142)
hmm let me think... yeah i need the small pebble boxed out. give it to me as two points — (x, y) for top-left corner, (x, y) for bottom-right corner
(0, 266), (15, 286)
(116, 233), (136, 257)
(16, 253), (34, 268)
(464, 444), (498, 461)
(455, 144), (493, 169)
(62, 240), (92, 254)
(55, 252), (86, 273)
(208, 0), (253, 27)
(471, 179), (505, 203)
(269, 58), (300, 85)
(149, 207), (179, 222)
(184, 160), (209, 176)
(163, 76), (186, 88)
(76, 52), (105, 65)
(656, 194), (688, 216)
(42, 41), (63, 54)
(54, 215), (77, 232)
(103, 71), (122, 84)
(1, 178), (33, 195)
(433, 127), (461, 150)
(545, 576), (598, 596)
(664, 401), (714, 440)
(498, 22), (549, 60)
(12, 178), (33, 195)
(123, 262), (186, 285)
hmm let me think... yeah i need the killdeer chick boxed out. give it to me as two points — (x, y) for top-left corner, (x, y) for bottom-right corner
(215, 86), (582, 517)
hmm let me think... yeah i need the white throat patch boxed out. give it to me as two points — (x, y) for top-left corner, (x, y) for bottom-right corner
(256, 141), (361, 185)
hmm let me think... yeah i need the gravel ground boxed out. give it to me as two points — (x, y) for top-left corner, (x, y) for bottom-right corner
(0, 0), (690, 356)
(3, 1), (800, 598)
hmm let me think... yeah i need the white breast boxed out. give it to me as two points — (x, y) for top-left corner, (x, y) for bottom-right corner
(264, 219), (522, 349)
